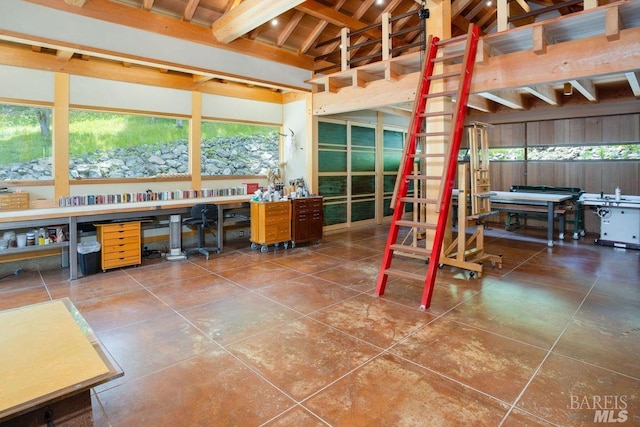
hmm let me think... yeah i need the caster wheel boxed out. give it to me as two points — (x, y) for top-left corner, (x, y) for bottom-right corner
(261, 245), (268, 253)
(251, 242), (259, 250)
(438, 263), (444, 269)
(580, 230), (585, 237)
(559, 233), (565, 240)
(469, 271), (475, 278)
(573, 233), (579, 240)
(291, 242), (296, 248)
(284, 242), (289, 249)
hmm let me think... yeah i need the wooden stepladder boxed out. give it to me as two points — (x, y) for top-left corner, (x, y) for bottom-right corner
(375, 25), (480, 310)
(440, 122), (503, 277)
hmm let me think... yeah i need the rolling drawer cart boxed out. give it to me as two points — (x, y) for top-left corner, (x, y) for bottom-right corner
(250, 200), (291, 253)
(291, 196), (323, 247)
(95, 221), (142, 271)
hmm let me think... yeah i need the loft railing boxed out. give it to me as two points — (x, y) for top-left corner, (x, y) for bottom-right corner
(497, 0), (597, 31)
(312, 9), (426, 75)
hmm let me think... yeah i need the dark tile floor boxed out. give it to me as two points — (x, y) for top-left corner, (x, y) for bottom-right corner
(1, 224), (639, 426)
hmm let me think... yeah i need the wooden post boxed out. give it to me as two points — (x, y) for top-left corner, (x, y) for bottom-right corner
(190, 91), (202, 191)
(341, 27), (350, 72)
(53, 73), (70, 200)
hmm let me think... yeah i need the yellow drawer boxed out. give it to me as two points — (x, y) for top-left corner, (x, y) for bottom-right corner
(102, 240), (139, 255)
(264, 214), (289, 226)
(101, 235), (140, 249)
(99, 222), (140, 235)
(103, 248), (140, 262)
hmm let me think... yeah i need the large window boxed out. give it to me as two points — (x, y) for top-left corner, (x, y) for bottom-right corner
(0, 104), (52, 181)
(68, 110), (189, 179)
(200, 121), (280, 176)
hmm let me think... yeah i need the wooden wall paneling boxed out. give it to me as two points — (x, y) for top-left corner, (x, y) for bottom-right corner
(619, 113), (640, 141)
(566, 118), (586, 144)
(537, 120), (555, 146)
(583, 162), (603, 193)
(602, 115), (622, 142)
(563, 161), (585, 189)
(584, 116), (603, 143)
(526, 121), (539, 146)
(619, 162), (639, 195)
(600, 161), (620, 193)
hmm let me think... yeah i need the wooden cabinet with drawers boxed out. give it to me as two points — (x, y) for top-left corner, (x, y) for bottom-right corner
(250, 200), (291, 253)
(291, 196), (323, 247)
(95, 221), (141, 271)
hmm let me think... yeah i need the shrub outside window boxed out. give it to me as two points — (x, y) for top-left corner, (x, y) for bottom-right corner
(0, 104), (53, 181)
(68, 110), (189, 179)
(200, 120), (280, 176)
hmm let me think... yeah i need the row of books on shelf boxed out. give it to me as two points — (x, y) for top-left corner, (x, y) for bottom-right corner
(58, 185), (258, 207)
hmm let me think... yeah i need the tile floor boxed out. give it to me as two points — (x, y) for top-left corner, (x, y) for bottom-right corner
(1, 224), (639, 426)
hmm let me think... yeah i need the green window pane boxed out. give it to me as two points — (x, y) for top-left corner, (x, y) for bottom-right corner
(351, 175), (375, 195)
(383, 151), (402, 171)
(319, 150), (347, 172)
(351, 150), (375, 172)
(324, 203), (347, 226)
(352, 125), (375, 147)
(351, 200), (375, 221)
(319, 121), (347, 146)
(383, 130), (404, 149)
(319, 176), (347, 197)
(383, 175), (397, 192)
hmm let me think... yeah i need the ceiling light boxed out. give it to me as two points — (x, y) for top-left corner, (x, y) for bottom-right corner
(376, 0), (384, 5)
(486, 0), (492, 6)
(271, 19), (278, 26)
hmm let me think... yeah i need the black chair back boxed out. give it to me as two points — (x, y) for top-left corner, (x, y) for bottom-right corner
(190, 204), (217, 227)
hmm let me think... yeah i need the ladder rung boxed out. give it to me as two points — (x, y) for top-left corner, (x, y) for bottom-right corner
(433, 52), (464, 63)
(410, 153), (445, 158)
(436, 34), (468, 47)
(406, 174), (441, 180)
(400, 197), (439, 204)
(389, 244), (432, 257)
(416, 131), (450, 138)
(395, 220), (437, 229)
(428, 71), (461, 80)
(383, 268), (426, 282)
(425, 90), (457, 99)
(420, 111), (454, 118)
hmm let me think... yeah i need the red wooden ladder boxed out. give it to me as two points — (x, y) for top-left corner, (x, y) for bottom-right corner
(375, 25), (480, 309)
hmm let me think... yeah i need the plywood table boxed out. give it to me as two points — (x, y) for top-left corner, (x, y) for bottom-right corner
(0, 299), (122, 426)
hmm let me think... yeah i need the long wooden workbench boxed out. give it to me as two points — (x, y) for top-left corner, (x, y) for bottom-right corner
(0, 195), (250, 280)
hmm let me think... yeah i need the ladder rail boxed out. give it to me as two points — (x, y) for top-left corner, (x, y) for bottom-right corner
(376, 24), (480, 310)
(421, 25), (480, 309)
(376, 35), (440, 296)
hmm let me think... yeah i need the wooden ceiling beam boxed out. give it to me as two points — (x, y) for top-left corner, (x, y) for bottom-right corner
(277, 11), (305, 47)
(64, 0), (90, 6)
(522, 84), (560, 106)
(56, 49), (75, 62)
(142, 0), (155, 11)
(478, 89), (525, 109)
(625, 71), (640, 97)
(569, 79), (597, 102)
(183, 0), (201, 22)
(211, 0), (305, 43)
(297, 0), (383, 41)
(299, 0), (347, 54)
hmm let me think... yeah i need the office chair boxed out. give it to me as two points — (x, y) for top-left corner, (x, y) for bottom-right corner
(183, 204), (220, 260)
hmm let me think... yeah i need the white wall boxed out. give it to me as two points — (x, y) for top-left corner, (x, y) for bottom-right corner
(282, 97), (310, 185)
